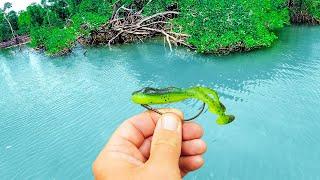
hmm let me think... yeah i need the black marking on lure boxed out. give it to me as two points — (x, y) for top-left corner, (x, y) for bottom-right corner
(132, 87), (180, 95)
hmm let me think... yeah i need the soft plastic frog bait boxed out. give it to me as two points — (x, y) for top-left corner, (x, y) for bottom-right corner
(131, 86), (235, 125)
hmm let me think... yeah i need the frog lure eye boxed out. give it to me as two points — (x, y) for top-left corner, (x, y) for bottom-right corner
(131, 86), (235, 125)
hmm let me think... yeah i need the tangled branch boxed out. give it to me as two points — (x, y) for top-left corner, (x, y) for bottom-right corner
(83, 4), (192, 50)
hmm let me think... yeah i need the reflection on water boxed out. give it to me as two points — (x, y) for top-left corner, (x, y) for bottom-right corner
(1, 26), (320, 179)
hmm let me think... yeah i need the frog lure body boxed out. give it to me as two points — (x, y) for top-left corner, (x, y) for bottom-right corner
(131, 86), (235, 125)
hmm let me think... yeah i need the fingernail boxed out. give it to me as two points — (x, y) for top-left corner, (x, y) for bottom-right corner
(161, 114), (178, 131)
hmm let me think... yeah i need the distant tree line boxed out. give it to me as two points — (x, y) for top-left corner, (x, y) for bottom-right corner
(0, 0), (113, 54)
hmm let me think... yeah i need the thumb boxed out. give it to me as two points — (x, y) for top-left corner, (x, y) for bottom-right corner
(148, 112), (183, 168)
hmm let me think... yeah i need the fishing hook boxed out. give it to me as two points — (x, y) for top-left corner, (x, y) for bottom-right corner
(141, 103), (206, 121)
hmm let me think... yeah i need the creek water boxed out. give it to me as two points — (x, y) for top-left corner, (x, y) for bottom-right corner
(1, 26), (320, 179)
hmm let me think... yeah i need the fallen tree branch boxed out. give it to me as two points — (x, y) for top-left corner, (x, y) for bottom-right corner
(108, 30), (123, 46)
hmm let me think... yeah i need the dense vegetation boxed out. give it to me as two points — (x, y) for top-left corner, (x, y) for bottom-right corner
(143, 0), (289, 53)
(0, 0), (319, 55)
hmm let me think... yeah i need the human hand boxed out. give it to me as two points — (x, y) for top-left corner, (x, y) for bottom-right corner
(93, 109), (207, 180)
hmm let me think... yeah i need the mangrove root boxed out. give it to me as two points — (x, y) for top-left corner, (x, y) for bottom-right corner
(80, 5), (193, 50)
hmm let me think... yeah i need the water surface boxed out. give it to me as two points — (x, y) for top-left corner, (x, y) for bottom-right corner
(1, 26), (320, 179)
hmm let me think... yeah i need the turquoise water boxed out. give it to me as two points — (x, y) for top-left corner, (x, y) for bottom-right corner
(1, 26), (320, 179)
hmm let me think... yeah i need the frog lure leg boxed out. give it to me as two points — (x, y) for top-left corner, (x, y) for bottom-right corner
(131, 86), (235, 125)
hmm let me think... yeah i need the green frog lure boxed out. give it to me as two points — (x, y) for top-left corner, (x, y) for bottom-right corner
(131, 86), (235, 125)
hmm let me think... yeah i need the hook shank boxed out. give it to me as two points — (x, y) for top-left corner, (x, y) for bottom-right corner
(141, 103), (206, 121)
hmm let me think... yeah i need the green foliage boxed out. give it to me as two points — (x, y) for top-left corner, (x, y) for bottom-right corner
(44, 10), (65, 27)
(29, 27), (48, 47)
(43, 27), (76, 54)
(144, 0), (289, 53)
(25, 4), (47, 27)
(65, 0), (83, 15)
(70, 12), (110, 36)
(48, 0), (70, 20)
(72, 0), (113, 36)
(27, 0), (112, 55)
(30, 26), (76, 54)
(17, 11), (31, 34)
(79, 0), (108, 14)
(143, 0), (177, 15)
